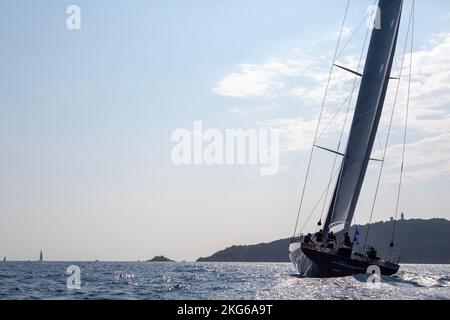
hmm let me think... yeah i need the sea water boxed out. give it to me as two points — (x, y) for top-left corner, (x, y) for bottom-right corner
(0, 262), (448, 300)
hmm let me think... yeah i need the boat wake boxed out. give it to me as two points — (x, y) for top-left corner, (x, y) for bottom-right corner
(390, 270), (450, 288)
(351, 269), (450, 289)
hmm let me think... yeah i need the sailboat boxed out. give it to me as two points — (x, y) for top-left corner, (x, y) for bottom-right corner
(39, 250), (43, 262)
(2, 256), (5, 262)
(289, 0), (413, 278)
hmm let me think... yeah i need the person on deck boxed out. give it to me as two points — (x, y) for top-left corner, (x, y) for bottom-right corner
(343, 232), (352, 246)
(367, 246), (378, 260)
(314, 229), (324, 243)
(304, 233), (312, 244)
(325, 231), (337, 249)
(337, 232), (353, 257)
(327, 231), (336, 242)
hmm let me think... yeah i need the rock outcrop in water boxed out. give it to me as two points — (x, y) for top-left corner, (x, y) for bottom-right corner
(147, 256), (174, 262)
(197, 219), (450, 264)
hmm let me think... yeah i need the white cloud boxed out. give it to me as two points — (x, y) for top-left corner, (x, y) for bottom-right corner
(213, 58), (322, 98)
(213, 64), (273, 98)
(258, 111), (351, 152)
(214, 48), (360, 105)
(273, 34), (450, 182)
(333, 27), (353, 38)
(215, 31), (450, 183)
(384, 33), (450, 130)
(379, 34), (450, 182)
(228, 106), (244, 115)
(383, 133), (450, 183)
(258, 117), (317, 152)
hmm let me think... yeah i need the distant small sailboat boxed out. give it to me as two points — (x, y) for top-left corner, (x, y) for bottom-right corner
(2, 256), (5, 262)
(39, 250), (43, 262)
(289, 0), (414, 278)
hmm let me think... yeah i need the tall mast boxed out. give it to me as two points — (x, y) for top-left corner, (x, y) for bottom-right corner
(323, 0), (404, 237)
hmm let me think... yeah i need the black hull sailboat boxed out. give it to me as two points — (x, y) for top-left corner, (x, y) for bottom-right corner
(294, 243), (399, 278)
(290, 239), (400, 278)
(289, 0), (411, 278)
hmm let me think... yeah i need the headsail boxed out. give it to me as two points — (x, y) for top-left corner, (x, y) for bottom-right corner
(323, 0), (404, 236)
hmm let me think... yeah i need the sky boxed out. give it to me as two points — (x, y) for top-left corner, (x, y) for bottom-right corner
(0, 0), (449, 261)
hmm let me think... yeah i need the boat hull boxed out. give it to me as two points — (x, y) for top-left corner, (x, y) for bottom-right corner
(289, 244), (328, 277)
(289, 243), (399, 278)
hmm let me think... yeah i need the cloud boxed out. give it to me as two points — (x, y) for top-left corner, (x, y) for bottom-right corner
(213, 58), (324, 98)
(225, 34), (450, 181)
(258, 117), (317, 152)
(213, 46), (361, 108)
(379, 33), (450, 182)
(382, 33), (450, 130)
(213, 64), (273, 98)
(258, 110), (352, 152)
(228, 106), (244, 114)
(373, 33), (450, 183)
(384, 133), (450, 183)
(333, 27), (353, 38)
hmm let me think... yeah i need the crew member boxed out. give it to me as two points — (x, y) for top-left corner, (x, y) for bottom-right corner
(304, 233), (312, 244)
(314, 229), (324, 242)
(343, 232), (352, 246)
(327, 231), (336, 242)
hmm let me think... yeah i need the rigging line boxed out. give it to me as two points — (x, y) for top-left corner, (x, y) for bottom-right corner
(376, 103), (396, 158)
(392, 0), (414, 246)
(335, 14), (369, 61)
(377, 133), (384, 160)
(317, 151), (341, 227)
(291, 0), (351, 239)
(299, 167), (341, 234)
(335, 0), (377, 61)
(318, 18), (372, 225)
(315, 92), (352, 144)
(363, 2), (415, 248)
(317, 150), (341, 226)
(394, 57), (402, 79)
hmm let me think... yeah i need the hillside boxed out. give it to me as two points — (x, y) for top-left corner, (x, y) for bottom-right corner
(197, 219), (450, 264)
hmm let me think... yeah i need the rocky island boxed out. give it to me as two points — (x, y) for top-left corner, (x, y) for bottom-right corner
(147, 255), (174, 262)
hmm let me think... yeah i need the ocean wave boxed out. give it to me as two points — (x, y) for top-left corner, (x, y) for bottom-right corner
(0, 262), (448, 300)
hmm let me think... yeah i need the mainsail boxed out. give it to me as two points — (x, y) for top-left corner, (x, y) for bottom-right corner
(323, 0), (404, 236)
